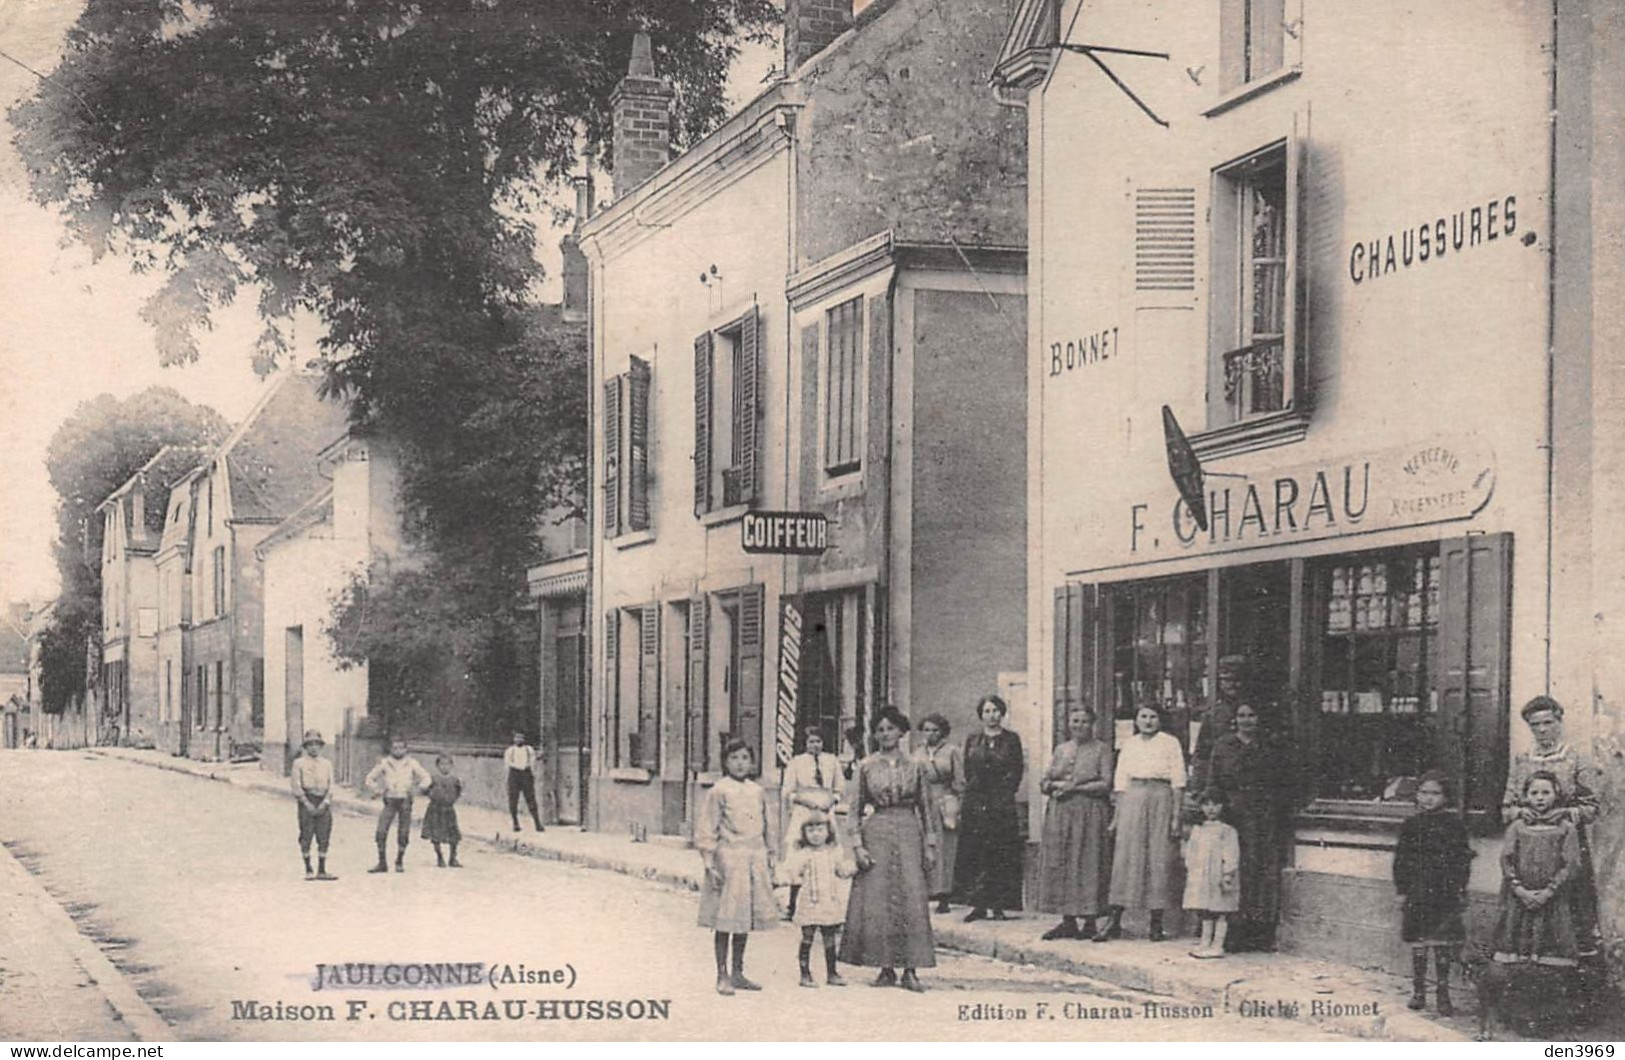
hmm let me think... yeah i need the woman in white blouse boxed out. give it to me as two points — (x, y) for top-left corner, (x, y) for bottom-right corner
(1099, 705), (1186, 942)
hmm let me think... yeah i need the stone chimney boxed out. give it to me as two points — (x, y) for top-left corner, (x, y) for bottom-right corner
(785, 0), (854, 73)
(560, 175), (593, 323)
(610, 33), (674, 200)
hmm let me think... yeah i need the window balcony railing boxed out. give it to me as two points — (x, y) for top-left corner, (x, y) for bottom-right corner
(1221, 338), (1286, 421)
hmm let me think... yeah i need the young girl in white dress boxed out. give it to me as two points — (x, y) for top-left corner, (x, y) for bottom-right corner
(1183, 788), (1240, 958)
(777, 813), (856, 987)
(696, 739), (780, 995)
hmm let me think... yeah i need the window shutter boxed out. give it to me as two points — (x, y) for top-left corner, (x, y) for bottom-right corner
(1052, 583), (1098, 746)
(628, 357), (651, 531)
(1284, 117), (1303, 410)
(602, 377), (622, 537)
(867, 293), (889, 470)
(694, 332), (713, 516)
(736, 308), (760, 504)
(1134, 187), (1197, 293)
(603, 610), (619, 764)
(639, 604), (660, 771)
(736, 584), (765, 767)
(688, 598), (708, 772)
(1436, 532), (1513, 832)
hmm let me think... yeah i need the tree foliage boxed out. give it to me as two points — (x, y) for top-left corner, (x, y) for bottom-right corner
(38, 387), (228, 713)
(12, 0), (775, 718)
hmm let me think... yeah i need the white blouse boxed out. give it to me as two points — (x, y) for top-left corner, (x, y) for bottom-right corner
(1112, 731), (1187, 792)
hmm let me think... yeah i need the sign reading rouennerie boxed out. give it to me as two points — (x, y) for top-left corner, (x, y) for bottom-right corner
(741, 510), (830, 555)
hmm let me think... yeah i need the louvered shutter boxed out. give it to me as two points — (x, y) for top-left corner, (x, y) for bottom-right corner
(1052, 583), (1098, 746)
(1436, 533), (1513, 832)
(638, 604), (660, 771)
(688, 598), (708, 772)
(603, 610), (620, 765)
(602, 377), (622, 537)
(866, 292), (890, 472)
(694, 332), (713, 516)
(736, 307), (760, 504)
(736, 584), (765, 768)
(1135, 186), (1197, 294)
(628, 357), (651, 531)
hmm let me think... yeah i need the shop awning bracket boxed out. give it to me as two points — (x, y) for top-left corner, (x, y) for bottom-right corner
(1057, 43), (1171, 128)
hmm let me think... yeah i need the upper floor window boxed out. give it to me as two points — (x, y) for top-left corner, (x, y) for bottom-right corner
(822, 297), (865, 477)
(603, 356), (652, 538)
(212, 545), (226, 616)
(1221, 0), (1286, 92)
(694, 307), (761, 515)
(1207, 138), (1301, 434)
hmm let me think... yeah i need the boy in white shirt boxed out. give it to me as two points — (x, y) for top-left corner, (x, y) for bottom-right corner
(365, 736), (433, 872)
(504, 731), (546, 832)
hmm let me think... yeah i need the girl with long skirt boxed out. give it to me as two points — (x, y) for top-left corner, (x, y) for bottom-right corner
(1037, 706), (1113, 940)
(696, 740), (780, 996)
(914, 712), (966, 914)
(841, 707), (940, 992)
(1101, 705), (1186, 942)
(955, 694), (1025, 921)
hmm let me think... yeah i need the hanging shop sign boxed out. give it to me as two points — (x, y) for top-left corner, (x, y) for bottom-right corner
(742, 510), (830, 555)
(1111, 437), (1496, 569)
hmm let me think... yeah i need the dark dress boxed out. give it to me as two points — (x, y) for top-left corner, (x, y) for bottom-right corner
(1206, 732), (1292, 947)
(1502, 744), (1602, 958)
(1492, 810), (1581, 967)
(1392, 807), (1472, 944)
(421, 774), (463, 843)
(954, 728), (1025, 911)
(840, 753), (939, 968)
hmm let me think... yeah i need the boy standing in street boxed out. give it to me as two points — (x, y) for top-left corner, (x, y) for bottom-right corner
(292, 729), (338, 881)
(365, 735), (433, 873)
(504, 731), (546, 833)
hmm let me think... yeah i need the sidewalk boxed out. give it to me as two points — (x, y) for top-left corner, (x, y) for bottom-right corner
(88, 745), (1469, 1042)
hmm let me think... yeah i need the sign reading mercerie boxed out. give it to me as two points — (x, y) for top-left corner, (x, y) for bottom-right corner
(742, 511), (830, 556)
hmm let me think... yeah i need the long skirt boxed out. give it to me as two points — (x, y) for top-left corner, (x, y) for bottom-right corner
(421, 801), (461, 844)
(1038, 794), (1111, 916)
(954, 793), (1025, 911)
(1228, 794), (1283, 937)
(1493, 882), (1579, 968)
(840, 806), (937, 968)
(926, 789), (959, 895)
(1107, 780), (1180, 910)
(697, 843), (779, 934)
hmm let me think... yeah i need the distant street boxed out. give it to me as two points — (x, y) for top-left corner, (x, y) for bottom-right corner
(0, 751), (1347, 1042)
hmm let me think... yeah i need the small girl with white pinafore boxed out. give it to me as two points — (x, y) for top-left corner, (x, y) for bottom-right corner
(777, 812), (857, 987)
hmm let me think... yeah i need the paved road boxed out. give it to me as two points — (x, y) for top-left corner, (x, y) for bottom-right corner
(0, 750), (1349, 1042)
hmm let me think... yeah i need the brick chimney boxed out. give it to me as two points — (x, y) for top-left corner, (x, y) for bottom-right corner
(610, 33), (674, 200)
(785, 0), (854, 73)
(560, 175), (593, 323)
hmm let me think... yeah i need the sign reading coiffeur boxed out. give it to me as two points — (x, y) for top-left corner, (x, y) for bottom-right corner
(1115, 439), (1495, 564)
(741, 511), (830, 556)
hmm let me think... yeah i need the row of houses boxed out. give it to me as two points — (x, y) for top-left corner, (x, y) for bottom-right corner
(563, 0), (1625, 978)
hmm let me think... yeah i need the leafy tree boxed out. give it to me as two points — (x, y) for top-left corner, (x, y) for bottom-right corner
(11, 0), (774, 727)
(38, 388), (228, 713)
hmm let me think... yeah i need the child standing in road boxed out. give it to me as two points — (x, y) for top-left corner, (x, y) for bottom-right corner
(291, 729), (337, 881)
(777, 813), (855, 987)
(422, 753), (465, 868)
(1393, 770), (1472, 1015)
(1183, 788), (1240, 959)
(696, 739), (779, 996)
(365, 736), (433, 873)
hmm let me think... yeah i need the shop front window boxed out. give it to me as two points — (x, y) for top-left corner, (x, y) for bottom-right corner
(1311, 545), (1442, 802)
(1109, 576), (1209, 750)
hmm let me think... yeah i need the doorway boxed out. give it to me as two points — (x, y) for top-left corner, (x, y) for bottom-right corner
(543, 599), (586, 825)
(284, 627), (304, 773)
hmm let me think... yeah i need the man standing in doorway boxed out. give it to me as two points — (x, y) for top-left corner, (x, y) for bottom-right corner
(506, 731), (546, 832)
(1191, 655), (1248, 798)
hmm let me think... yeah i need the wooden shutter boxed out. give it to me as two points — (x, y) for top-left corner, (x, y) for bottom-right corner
(867, 292), (890, 471)
(1283, 117), (1303, 410)
(1436, 532), (1513, 831)
(736, 584), (765, 768)
(1134, 187), (1197, 293)
(687, 598), (708, 772)
(1052, 583), (1098, 746)
(628, 357), (651, 531)
(736, 307), (760, 504)
(602, 377), (622, 537)
(694, 332), (713, 516)
(603, 610), (619, 765)
(638, 604), (660, 771)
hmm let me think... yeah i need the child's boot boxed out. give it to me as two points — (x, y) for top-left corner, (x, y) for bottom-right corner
(824, 935), (845, 986)
(395, 849), (406, 873)
(1209, 918), (1230, 959)
(303, 855), (314, 881)
(730, 935), (761, 991)
(448, 843), (462, 868)
(1408, 949), (1428, 1010)
(1434, 948), (1454, 1016)
(714, 933), (734, 996)
(369, 842), (389, 873)
(316, 856), (336, 881)
(1190, 917), (1215, 958)
(799, 934), (816, 987)
(1148, 909), (1166, 942)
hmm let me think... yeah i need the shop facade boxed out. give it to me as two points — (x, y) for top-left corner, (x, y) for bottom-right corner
(1000, 0), (1571, 973)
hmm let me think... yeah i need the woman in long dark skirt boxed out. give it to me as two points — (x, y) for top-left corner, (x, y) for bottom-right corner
(1037, 706), (1113, 940)
(841, 706), (940, 992)
(1204, 702), (1292, 950)
(955, 694), (1025, 921)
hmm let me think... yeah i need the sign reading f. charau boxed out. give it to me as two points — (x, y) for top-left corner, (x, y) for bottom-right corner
(1117, 439), (1496, 565)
